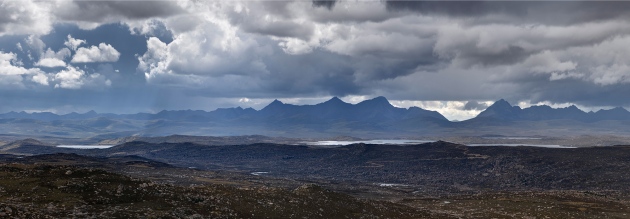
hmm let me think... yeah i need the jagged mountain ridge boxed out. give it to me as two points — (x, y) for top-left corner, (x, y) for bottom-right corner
(0, 96), (447, 123)
(2, 97), (629, 123)
(2, 97), (630, 138)
(470, 99), (630, 122)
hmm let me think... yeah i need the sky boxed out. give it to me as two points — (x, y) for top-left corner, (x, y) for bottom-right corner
(1, 0), (630, 121)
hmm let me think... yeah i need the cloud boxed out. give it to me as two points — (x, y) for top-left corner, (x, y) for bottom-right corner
(53, 0), (185, 30)
(35, 48), (71, 68)
(138, 37), (170, 79)
(5, 0), (630, 113)
(54, 66), (84, 89)
(464, 101), (490, 111)
(64, 35), (86, 51)
(312, 0), (336, 10)
(433, 21), (630, 68)
(139, 15), (273, 84)
(0, 51), (49, 88)
(384, 1), (630, 26)
(52, 66), (110, 90)
(71, 43), (121, 63)
(0, 52), (30, 76)
(25, 35), (46, 58)
(31, 72), (50, 86)
(0, 1), (53, 36)
(36, 58), (66, 68)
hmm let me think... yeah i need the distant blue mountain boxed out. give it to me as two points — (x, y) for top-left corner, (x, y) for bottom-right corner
(2, 97), (630, 139)
(469, 99), (630, 122)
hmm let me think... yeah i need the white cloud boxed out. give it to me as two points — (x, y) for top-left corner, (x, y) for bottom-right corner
(64, 35), (86, 51)
(71, 43), (121, 63)
(0, 52), (29, 76)
(31, 72), (50, 86)
(53, 66), (112, 89)
(138, 37), (170, 79)
(0, 1), (53, 36)
(390, 100), (490, 121)
(25, 35), (46, 57)
(54, 66), (85, 89)
(35, 48), (71, 68)
(139, 15), (272, 85)
(0, 51), (50, 88)
(36, 58), (66, 68)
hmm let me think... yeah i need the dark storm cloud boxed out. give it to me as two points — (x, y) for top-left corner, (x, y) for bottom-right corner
(312, 0), (337, 10)
(457, 45), (529, 66)
(511, 76), (630, 107)
(261, 48), (362, 97)
(385, 1), (630, 25)
(385, 1), (528, 17)
(4, 0), (630, 116)
(55, 1), (185, 23)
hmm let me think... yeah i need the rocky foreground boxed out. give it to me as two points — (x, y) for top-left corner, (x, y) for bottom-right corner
(0, 160), (445, 218)
(2, 141), (630, 218)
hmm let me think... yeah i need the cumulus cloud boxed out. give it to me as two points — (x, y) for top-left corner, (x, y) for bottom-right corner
(35, 48), (71, 68)
(0, 52), (30, 76)
(0, 51), (50, 88)
(52, 66), (110, 89)
(54, 66), (84, 89)
(0, 1), (53, 36)
(64, 35), (86, 51)
(31, 72), (50, 86)
(36, 58), (66, 68)
(25, 35), (46, 58)
(71, 43), (121, 63)
(138, 37), (170, 79)
(138, 11), (273, 85)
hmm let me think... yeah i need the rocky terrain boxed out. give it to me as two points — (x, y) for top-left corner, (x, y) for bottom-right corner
(0, 154), (440, 218)
(1, 140), (630, 218)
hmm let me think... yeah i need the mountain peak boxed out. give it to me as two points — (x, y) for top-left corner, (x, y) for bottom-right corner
(321, 96), (348, 105)
(261, 99), (286, 112)
(491, 99), (512, 108)
(475, 99), (521, 119)
(359, 96), (392, 107)
(373, 96), (389, 102)
(327, 96), (343, 102)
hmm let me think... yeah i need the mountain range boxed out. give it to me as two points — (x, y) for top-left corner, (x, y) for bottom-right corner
(470, 99), (630, 122)
(1, 97), (630, 139)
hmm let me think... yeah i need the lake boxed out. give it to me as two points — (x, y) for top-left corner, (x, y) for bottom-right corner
(466, 144), (576, 148)
(56, 145), (114, 149)
(303, 140), (433, 146)
(303, 140), (576, 148)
